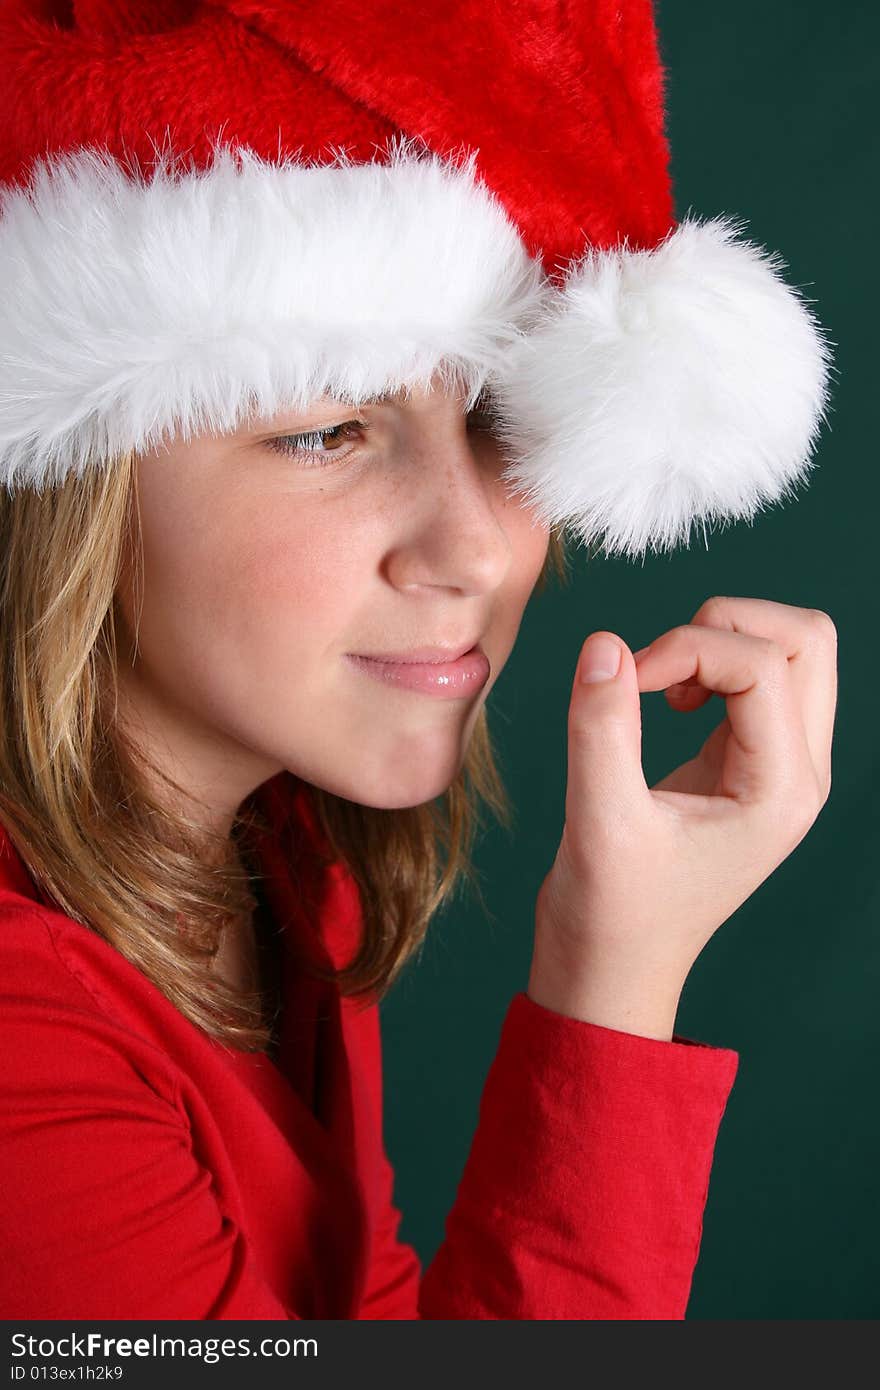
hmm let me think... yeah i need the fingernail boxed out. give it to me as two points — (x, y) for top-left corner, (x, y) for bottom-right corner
(632, 646), (651, 663)
(580, 634), (622, 683)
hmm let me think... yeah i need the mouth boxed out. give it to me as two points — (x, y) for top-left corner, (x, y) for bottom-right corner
(351, 640), (484, 665)
(344, 643), (491, 698)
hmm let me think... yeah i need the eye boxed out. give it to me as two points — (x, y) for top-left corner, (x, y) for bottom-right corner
(263, 393), (499, 470)
(467, 388), (500, 433)
(264, 419), (366, 467)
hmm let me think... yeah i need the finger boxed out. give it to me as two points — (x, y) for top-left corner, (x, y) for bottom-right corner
(633, 624), (809, 803)
(686, 597), (836, 792)
(665, 680), (712, 709)
(687, 597), (836, 790)
(566, 633), (652, 836)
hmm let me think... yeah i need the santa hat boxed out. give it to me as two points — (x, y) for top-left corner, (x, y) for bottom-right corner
(0, 0), (831, 560)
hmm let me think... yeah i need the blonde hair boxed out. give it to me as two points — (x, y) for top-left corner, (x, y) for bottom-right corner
(0, 449), (571, 1052)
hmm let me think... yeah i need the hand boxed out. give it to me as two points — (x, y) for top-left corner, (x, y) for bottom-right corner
(530, 596), (838, 1030)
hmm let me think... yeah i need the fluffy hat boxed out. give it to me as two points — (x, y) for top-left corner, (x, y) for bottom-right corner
(0, 0), (831, 560)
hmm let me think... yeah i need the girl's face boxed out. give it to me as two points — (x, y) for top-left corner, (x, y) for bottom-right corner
(115, 374), (550, 833)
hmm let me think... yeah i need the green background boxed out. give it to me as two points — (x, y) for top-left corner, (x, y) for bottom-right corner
(380, 2), (875, 1318)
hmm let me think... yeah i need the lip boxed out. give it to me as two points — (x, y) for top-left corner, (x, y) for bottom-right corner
(354, 642), (482, 664)
(345, 643), (491, 699)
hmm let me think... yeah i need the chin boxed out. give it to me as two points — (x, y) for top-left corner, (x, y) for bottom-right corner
(308, 747), (466, 811)
(351, 770), (460, 811)
(379, 790), (452, 811)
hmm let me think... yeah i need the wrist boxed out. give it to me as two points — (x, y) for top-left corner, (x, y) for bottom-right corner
(527, 927), (689, 1042)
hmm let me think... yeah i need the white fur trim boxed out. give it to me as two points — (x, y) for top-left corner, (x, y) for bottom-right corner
(0, 148), (832, 561)
(0, 135), (546, 492)
(491, 215), (833, 560)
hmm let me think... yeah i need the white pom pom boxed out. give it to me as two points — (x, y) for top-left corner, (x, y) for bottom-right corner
(491, 216), (833, 560)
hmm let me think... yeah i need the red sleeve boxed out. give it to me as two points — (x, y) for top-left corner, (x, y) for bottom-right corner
(357, 990), (739, 1320)
(0, 990), (295, 1320)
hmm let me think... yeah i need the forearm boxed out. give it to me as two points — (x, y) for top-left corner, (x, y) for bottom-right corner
(527, 924), (689, 1042)
(416, 987), (740, 1319)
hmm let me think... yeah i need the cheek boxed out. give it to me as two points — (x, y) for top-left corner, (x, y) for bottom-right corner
(132, 456), (369, 675)
(220, 514), (365, 655)
(505, 503), (552, 592)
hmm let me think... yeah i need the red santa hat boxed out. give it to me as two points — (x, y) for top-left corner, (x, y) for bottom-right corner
(0, 0), (831, 560)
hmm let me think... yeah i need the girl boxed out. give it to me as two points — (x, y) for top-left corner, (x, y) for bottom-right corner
(0, 1), (835, 1319)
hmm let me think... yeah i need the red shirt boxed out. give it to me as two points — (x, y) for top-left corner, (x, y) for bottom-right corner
(0, 772), (739, 1319)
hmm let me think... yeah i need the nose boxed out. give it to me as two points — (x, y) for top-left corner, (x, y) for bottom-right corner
(383, 411), (513, 596)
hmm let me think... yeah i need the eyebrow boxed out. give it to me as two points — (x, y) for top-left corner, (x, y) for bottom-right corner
(244, 390), (394, 433)
(341, 388), (402, 408)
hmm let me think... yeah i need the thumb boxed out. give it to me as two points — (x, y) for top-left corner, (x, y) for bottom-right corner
(565, 632), (649, 826)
